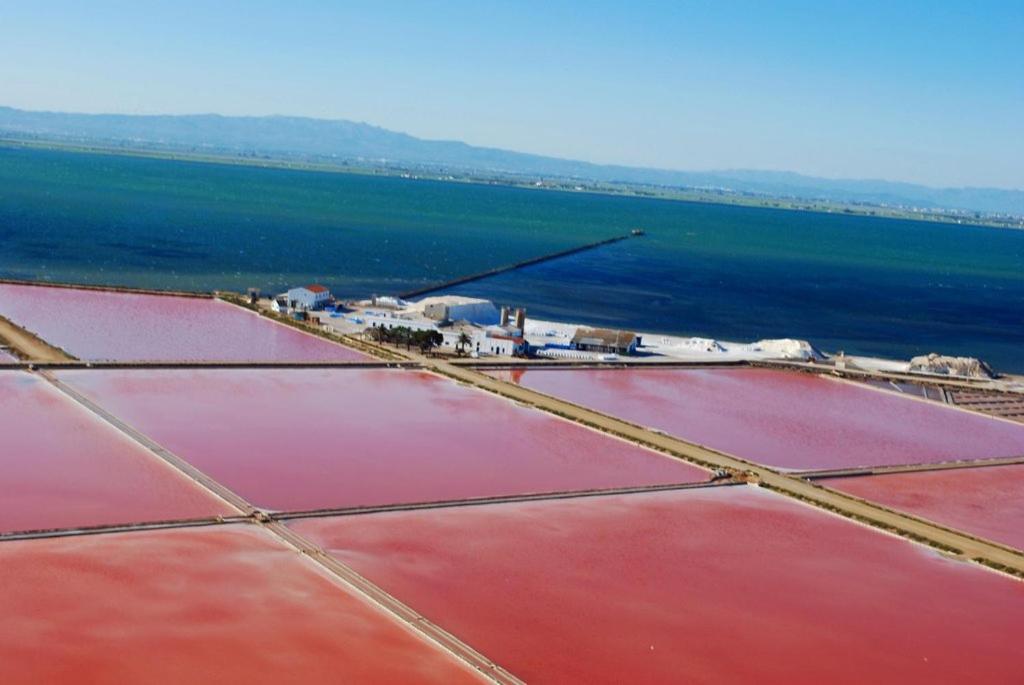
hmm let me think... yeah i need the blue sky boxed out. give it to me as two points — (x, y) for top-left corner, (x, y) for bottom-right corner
(1, 1), (1021, 188)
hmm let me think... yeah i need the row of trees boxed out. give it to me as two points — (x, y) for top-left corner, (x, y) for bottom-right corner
(364, 325), (445, 354)
(364, 326), (476, 356)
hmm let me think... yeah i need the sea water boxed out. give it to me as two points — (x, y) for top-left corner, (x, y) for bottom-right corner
(2, 146), (1022, 370)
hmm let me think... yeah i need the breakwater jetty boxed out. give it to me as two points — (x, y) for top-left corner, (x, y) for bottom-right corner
(397, 233), (634, 300)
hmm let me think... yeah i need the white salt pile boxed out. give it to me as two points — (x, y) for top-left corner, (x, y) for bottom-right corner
(523, 318), (823, 363)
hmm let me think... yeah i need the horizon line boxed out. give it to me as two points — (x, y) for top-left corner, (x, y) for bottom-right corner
(4, 103), (1022, 194)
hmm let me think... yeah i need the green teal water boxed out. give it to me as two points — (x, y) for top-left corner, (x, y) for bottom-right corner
(2, 146), (1022, 370)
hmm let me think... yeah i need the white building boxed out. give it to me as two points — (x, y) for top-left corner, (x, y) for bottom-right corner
(286, 285), (331, 311)
(439, 324), (526, 357)
(412, 296), (500, 325)
(363, 310), (439, 333)
(271, 296), (289, 314)
(332, 294), (527, 357)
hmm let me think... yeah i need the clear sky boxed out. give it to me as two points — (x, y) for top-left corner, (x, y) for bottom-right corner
(1, 1), (1021, 188)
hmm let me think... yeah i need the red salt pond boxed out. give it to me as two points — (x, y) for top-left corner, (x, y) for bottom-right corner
(293, 486), (1024, 684)
(490, 367), (1024, 470)
(0, 524), (482, 683)
(0, 372), (232, 534)
(0, 283), (365, 361)
(822, 464), (1024, 551)
(57, 368), (705, 512)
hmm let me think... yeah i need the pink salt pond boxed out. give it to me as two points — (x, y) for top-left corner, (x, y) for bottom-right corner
(292, 486), (1024, 684)
(0, 371), (232, 534)
(0, 283), (365, 362)
(57, 368), (706, 512)
(490, 367), (1024, 470)
(822, 464), (1024, 551)
(0, 524), (483, 684)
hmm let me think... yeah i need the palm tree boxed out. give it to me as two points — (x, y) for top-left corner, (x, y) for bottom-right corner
(456, 331), (471, 356)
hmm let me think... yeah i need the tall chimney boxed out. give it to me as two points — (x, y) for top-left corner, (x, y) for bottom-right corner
(514, 307), (526, 330)
(500, 306), (510, 327)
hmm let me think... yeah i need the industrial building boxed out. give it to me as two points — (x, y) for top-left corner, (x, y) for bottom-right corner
(414, 296), (500, 326)
(571, 327), (640, 355)
(323, 296), (527, 357)
(436, 325), (524, 356)
(286, 285), (332, 311)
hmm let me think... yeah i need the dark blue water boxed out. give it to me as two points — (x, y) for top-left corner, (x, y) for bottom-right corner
(1, 146), (1022, 371)
(446, 218), (1024, 370)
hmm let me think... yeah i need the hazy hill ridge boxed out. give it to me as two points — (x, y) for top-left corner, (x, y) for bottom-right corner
(1, 105), (1020, 216)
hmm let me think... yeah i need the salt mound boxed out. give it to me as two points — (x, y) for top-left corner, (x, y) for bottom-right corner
(751, 338), (821, 361)
(909, 353), (994, 379)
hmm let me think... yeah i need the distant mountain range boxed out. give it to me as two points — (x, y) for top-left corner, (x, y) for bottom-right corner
(1, 105), (1021, 216)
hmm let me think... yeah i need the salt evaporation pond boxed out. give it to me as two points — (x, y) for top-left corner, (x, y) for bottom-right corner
(58, 368), (706, 512)
(293, 486), (1024, 684)
(822, 465), (1024, 551)
(490, 367), (1024, 470)
(0, 524), (482, 683)
(0, 283), (366, 362)
(0, 372), (232, 534)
